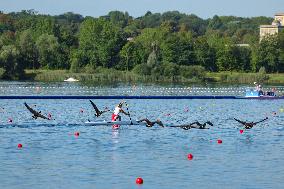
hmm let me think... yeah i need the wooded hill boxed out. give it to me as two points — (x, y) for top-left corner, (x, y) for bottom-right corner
(0, 10), (283, 81)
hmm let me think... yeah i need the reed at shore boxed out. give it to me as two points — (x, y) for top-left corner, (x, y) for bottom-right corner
(24, 69), (284, 84)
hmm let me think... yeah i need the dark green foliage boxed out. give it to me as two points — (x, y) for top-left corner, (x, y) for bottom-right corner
(161, 32), (195, 66)
(17, 29), (38, 69)
(103, 11), (132, 28)
(36, 34), (60, 69)
(0, 45), (24, 79)
(180, 65), (206, 79)
(0, 13), (14, 33)
(55, 12), (84, 24)
(277, 31), (284, 72)
(119, 42), (145, 71)
(252, 35), (280, 73)
(76, 18), (126, 68)
(194, 36), (217, 71)
(132, 64), (151, 75)
(208, 15), (224, 30)
(0, 9), (284, 82)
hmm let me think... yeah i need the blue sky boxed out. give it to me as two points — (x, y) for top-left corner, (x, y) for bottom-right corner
(0, 0), (283, 18)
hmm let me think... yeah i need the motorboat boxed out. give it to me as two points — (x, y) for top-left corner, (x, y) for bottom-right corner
(64, 77), (79, 82)
(245, 89), (276, 98)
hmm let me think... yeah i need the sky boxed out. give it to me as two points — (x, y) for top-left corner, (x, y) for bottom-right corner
(1, 0), (284, 19)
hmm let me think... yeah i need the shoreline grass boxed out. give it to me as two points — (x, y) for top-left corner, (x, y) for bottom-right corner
(24, 69), (202, 84)
(23, 69), (284, 84)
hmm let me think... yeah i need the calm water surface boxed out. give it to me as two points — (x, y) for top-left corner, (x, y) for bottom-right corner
(0, 82), (283, 189)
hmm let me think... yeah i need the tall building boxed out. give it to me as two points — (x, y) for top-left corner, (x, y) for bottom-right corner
(260, 13), (284, 40)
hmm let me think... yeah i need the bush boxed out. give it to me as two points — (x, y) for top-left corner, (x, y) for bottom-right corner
(256, 67), (269, 83)
(0, 68), (5, 79)
(132, 64), (151, 75)
(83, 64), (96, 74)
(70, 58), (81, 73)
(180, 65), (206, 80)
(161, 62), (179, 77)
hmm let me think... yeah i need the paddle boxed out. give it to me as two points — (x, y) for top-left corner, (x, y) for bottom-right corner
(124, 101), (133, 125)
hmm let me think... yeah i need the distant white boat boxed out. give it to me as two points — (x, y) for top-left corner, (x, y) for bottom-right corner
(64, 77), (79, 82)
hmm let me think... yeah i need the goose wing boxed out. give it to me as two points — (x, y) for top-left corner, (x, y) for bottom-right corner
(89, 100), (100, 116)
(24, 102), (49, 120)
(254, 117), (268, 124)
(234, 118), (246, 125)
(24, 102), (39, 115)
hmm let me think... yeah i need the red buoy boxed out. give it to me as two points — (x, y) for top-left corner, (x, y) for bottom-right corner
(74, 132), (80, 137)
(112, 125), (120, 129)
(187, 153), (193, 160)
(136, 177), (143, 184)
(217, 139), (222, 144)
(240, 130), (244, 134)
(18, 143), (23, 148)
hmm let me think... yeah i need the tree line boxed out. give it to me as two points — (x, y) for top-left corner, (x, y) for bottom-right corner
(0, 10), (283, 80)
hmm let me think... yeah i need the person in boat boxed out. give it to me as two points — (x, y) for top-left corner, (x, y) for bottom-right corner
(137, 118), (164, 127)
(233, 117), (268, 129)
(89, 100), (110, 117)
(112, 101), (130, 122)
(254, 82), (264, 95)
(171, 121), (213, 130)
(24, 102), (50, 120)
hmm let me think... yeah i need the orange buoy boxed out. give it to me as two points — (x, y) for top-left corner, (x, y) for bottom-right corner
(136, 177), (143, 184)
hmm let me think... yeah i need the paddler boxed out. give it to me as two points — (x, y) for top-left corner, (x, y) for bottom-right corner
(112, 101), (130, 129)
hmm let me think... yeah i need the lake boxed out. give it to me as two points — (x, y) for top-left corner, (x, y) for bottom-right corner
(0, 81), (283, 189)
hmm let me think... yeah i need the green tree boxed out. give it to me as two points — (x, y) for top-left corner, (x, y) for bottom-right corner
(0, 45), (24, 79)
(236, 46), (251, 71)
(278, 30), (284, 72)
(78, 18), (126, 68)
(194, 36), (216, 71)
(252, 35), (279, 73)
(161, 32), (195, 66)
(208, 15), (224, 30)
(180, 65), (206, 80)
(105, 11), (131, 28)
(17, 29), (38, 69)
(162, 62), (179, 79)
(0, 13), (14, 33)
(216, 39), (237, 72)
(36, 34), (60, 69)
(0, 31), (15, 47)
(119, 41), (145, 71)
